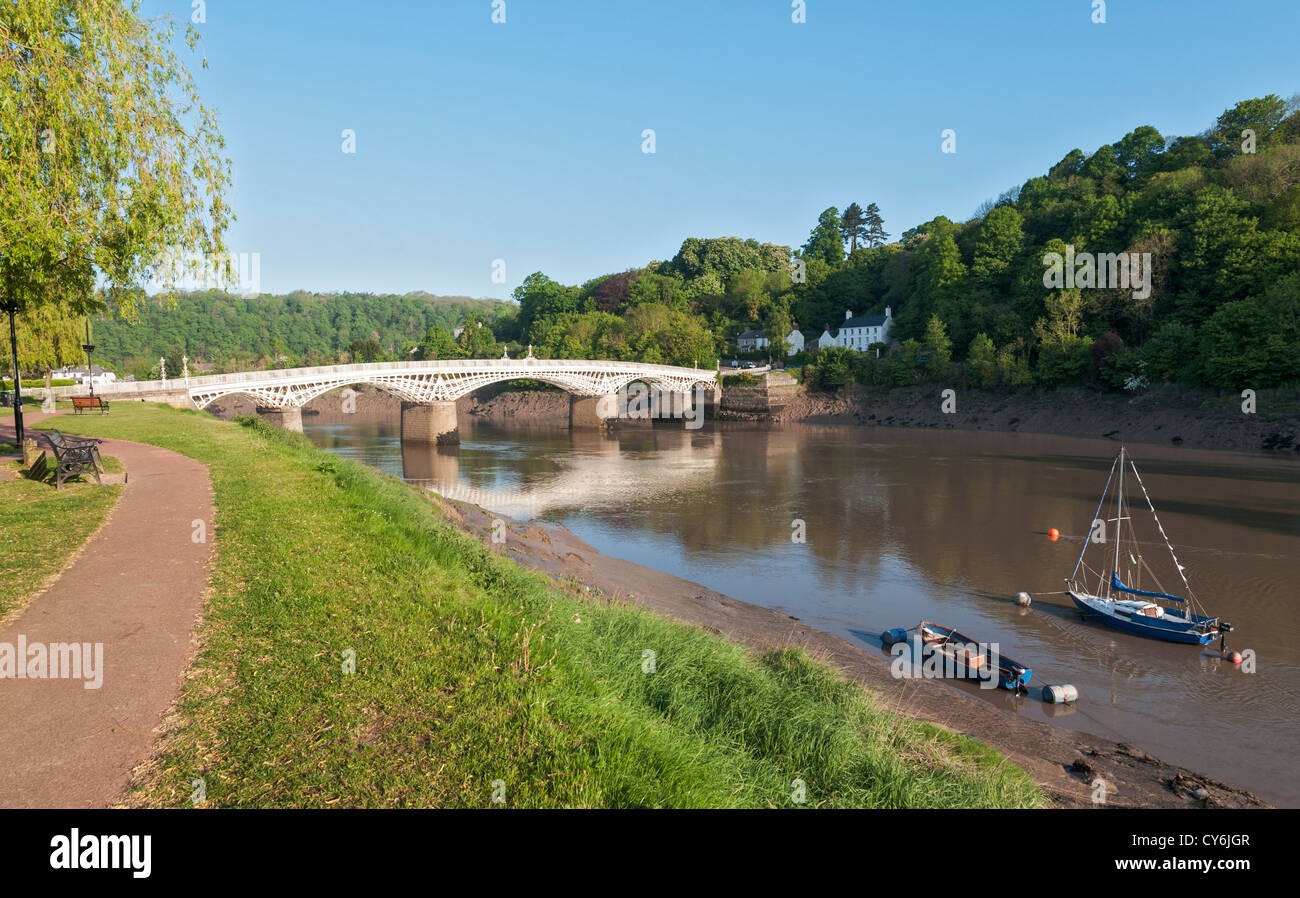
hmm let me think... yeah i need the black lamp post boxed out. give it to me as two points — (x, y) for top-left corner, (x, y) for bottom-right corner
(5, 302), (23, 448)
(82, 318), (95, 397)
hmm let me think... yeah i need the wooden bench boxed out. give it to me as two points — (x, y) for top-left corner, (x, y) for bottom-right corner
(72, 395), (110, 415)
(40, 430), (105, 489)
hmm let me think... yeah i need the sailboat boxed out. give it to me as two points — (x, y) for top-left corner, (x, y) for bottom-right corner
(1065, 447), (1232, 645)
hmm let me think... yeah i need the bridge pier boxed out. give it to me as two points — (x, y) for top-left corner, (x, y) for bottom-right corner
(647, 388), (704, 427)
(401, 442), (460, 483)
(569, 393), (618, 430)
(257, 406), (303, 432)
(401, 400), (459, 445)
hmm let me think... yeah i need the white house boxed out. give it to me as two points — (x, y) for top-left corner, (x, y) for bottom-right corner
(817, 308), (893, 352)
(737, 328), (768, 352)
(737, 327), (805, 356)
(53, 365), (118, 388)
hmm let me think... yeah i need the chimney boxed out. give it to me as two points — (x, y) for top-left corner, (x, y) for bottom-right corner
(845, 310), (853, 320)
(885, 306), (892, 318)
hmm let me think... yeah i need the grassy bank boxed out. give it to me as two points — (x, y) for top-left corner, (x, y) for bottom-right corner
(0, 457), (123, 620)
(48, 405), (1043, 808)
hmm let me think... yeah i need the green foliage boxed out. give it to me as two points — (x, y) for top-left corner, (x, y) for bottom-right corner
(840, 203), (868, 254)
(1208, 94), (1295, 160)
(514, 272), (584, 339)
(921, 316), (952, 379)
(1, 1), (231, 320)
(418, 325), (459, 360)
(802, 208), (845, 264)
(0, 306), (85, 375)
(89, 290), (509, 375)
(1200, 271), (1300, 388)
(971, 207), (1024, 280)
(863, 202), (889, 248)
(668, 237), (790, 283)
(966, 333), (997, 387)
(807, 346), (856, 389)
(995, 342), (1034, 387)
(0, 379), (77, 388)
(771, 92), (1300, 393)
(455, 313), (501, 359)
(347, 337), (385, 363)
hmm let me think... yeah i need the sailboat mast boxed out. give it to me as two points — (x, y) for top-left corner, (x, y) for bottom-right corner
(1113, 447), (1124, 587)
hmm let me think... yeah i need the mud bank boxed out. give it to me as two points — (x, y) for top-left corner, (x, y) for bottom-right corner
(727, 384), (1300, 455)
(423, 489), (1268, 809)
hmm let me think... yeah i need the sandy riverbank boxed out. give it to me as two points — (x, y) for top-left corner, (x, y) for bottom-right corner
(422, 487), (1269, 809)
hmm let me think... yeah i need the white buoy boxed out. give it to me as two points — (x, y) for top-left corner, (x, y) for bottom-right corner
(1042, 684), (1078, 703)
(1015, 592), (1032, 606)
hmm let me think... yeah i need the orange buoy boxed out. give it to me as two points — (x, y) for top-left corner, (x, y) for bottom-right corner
(1048, 528), (1060, 541)
(1226, 651), (1243, 664)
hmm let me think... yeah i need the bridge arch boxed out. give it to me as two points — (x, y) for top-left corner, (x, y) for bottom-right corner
(171, 358), (717, 410)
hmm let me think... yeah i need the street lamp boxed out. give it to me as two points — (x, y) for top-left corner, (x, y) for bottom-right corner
(5, 302), (23, 447)
(82, 318), (96, 397)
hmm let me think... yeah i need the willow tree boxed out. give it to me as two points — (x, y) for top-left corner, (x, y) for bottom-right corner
(0, 304), (83, 374)
(1, 0), (231, 442)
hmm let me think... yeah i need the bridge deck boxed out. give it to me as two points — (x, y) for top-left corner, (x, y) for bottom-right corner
(89, 358), (719, 409)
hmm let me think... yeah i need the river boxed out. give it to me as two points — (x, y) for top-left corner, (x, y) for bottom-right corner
(303, 414), (1300, 807)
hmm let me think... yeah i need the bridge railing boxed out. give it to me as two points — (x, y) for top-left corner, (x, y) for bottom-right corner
(95, 357), (718, 396)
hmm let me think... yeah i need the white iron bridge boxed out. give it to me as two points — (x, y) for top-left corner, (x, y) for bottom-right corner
(100, 356), (719, 409)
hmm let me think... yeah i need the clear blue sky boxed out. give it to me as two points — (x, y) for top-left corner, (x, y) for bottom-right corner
(152, 0), (1300, 299)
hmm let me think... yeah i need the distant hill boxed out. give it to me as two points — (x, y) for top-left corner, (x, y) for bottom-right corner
(93, 290), (515, 378)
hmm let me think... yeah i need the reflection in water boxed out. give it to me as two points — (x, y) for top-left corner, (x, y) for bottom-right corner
(304, 416), (1300, 807)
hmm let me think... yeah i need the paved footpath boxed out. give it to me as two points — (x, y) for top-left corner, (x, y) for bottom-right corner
(0, 411), (214, 807)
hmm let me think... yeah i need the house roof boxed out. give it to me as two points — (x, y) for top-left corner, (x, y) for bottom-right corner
(844, 314), (888, 328)
(738, 328), (766, 340)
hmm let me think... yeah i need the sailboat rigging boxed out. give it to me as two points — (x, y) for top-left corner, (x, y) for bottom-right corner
(1065, 447), (1233, 645)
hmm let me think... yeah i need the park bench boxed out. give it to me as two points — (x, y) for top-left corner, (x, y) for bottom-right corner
(72, 396), (110, 415)
(38, 429), (105, 489)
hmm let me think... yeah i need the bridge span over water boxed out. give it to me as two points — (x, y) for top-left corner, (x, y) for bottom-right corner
(95, 356), (719, 443)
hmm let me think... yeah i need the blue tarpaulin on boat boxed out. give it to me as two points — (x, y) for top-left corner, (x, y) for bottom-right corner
(1111, 571), (1186, 603)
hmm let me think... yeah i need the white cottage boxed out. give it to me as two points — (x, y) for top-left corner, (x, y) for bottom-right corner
(818, 308), (893, 352)
(738, 326), (807, 356)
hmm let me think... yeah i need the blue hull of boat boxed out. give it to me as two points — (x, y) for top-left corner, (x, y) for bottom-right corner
(1070, 594), (1217, 645)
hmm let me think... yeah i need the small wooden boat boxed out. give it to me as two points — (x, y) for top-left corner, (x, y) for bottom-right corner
(1065, 447), (1233, 646)
(881, 621), (1032, 692)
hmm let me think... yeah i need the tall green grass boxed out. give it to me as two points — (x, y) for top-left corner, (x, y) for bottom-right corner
(47, 405), (1044, 808)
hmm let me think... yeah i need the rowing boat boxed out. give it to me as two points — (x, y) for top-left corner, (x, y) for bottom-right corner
(881, 622), (1032, 691)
